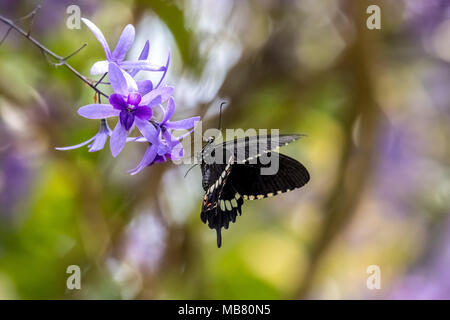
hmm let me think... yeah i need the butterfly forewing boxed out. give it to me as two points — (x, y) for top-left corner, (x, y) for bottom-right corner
(205, 134), (304, 164)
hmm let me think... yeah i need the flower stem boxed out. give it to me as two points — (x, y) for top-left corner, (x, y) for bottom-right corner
(0, 14), (109, 99)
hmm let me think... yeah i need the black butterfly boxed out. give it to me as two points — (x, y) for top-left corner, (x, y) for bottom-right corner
(198, 134), (310, 247)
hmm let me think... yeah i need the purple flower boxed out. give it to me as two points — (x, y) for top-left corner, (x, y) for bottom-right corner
(55, 119), (111, 152)
(81, 18), (165, 75)
(128, 97), (199, 175)
(78, 63), (171, 157)
(57, 18), (201, 174)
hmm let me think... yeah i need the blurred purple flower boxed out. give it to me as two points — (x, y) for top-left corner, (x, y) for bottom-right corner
(55, 119), (111, 152)
(0, 145), (31, 220)
(390, 217), (450, 299)
(404, 0), (450, 36)
(374, 125), (422, 216)
(122, 214), (166, 272)
(422, 67), (450, 113)
(82, 18), (166, 75)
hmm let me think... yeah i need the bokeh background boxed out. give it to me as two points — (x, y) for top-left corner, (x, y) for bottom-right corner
(0, 0), (449, 299)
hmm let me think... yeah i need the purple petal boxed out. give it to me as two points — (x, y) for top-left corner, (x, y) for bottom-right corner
(161, 97), (176, 124)
(155, 49), (171, 89)
(162, 129), (178, 148)
(109, 93), (127, 110)
(133, 106), (152, 121)
(82, 18), (111, 59)
(78, 104), (120, 119)
(138, 41), (150, 61)
(178, 127), (196, 141)
(137, 80), (153, 96)
(109, 63), (128, 96)
(119, 61), (166, 72)
(140, 91), (159, 106)
(126, 136), (147, 143)
(140, 86), (173, 105)
(160, 126), (194, 159)
(121, 68), (138, 92)
(153, 154), (167, 164)
(128, 144), (157, 175)
(120, 110), (135, 131)
(58, 119), (111, 151)
(99, 118), (112, 134)
(157, 142), (170, 156)
(88, 131), (109, 152)
(165, 116), (200, 130)
(111, 24), (135, 61)
(129, 41), (150, 77)
(90, 60), (109, 75)
(156, 86), (174, 102)
(161, 130), (184, 160)
(146, 95), (162, 109)
(127, 92), (142, 106)
(134, 118), (159, 144)
(110, 122), (128, 157)
(55, 136), (95, 151)
(170, 142), (184, 160)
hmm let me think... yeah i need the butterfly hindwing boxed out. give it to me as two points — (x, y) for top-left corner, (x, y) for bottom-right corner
(229, 152), (310, 199)
(202, 176), (244, 248)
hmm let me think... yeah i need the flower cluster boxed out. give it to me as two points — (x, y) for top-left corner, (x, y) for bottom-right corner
(57, 18), (199, 175)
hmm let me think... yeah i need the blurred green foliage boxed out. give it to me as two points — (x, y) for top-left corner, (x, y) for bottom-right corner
(0, 0), (449, 300)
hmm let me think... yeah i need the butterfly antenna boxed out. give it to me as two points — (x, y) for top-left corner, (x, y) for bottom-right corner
(184, 164), (198, 178)
(218, 101), (227, 131)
